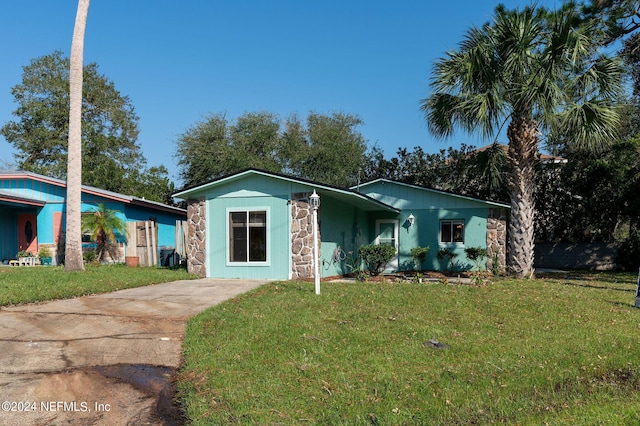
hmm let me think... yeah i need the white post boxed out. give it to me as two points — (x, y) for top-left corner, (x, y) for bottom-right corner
(313, 206), (320, 295)
(309, 189), (321, 295)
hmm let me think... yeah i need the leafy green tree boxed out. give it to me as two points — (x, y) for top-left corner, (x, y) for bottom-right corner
(421, 4), (624, 277)
(434, 143), (510, 202)
(362, 143), (509, 203)
(231, 112), (282, 172)
(538, 95), (640, 244)
(175, 113), (232, 188)
(558, 139), (639, 242)
(533, 160), (577, 242)
(360, 145), (402, 183)
(1, 51), (173, 203)
(81, 203), (127, 262)
(122, 165), (176, 205)
(580, 0), (640, 44)
(175, 111), (370, 188)
(175, 112), (282, 187)
(1, 51), (140, 184)
(283, 112), (368, 186)
(578, 1), (640, 104)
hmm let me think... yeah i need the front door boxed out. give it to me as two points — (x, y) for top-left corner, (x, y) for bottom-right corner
(17, 214), (38, 255)
(375, 219), (399, 272)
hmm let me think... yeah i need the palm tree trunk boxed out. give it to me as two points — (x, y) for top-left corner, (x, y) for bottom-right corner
(506, 115), (539, 278)
(64, 0), (90, 272)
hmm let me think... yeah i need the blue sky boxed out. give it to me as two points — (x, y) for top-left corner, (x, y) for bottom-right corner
(0, 0), (562, 185)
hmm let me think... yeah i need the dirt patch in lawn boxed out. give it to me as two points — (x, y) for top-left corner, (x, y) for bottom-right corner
(1, 365), (184, 426)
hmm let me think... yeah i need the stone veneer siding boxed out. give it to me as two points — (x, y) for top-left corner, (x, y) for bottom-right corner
(486, 208), (507, 273)
(187, 197), (207, 277)
(291, 194), (320, 279)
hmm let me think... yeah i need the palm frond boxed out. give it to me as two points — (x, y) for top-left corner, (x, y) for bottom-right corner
(423, 3), (623, 155)
(81, 203), (128, 244)
(420, 94), (460, 139)
(476, 142), (508, 191)
(554, 101), (621, 152)
(574, 55), (626, 100)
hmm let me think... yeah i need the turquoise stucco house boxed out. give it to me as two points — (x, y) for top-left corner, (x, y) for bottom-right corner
(0, 171), (186, 265)
(174, 169), (509, 280)
(355, 179), (509, 272)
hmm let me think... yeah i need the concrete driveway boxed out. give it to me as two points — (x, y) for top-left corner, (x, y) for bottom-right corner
(0, 278), (268, 425)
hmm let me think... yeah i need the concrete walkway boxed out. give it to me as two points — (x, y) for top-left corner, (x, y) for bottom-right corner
(0, 278), (268, 425)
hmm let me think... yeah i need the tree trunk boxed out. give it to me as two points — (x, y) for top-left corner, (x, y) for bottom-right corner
(506, 115), (539, 278)
(64, 0), (90, 272)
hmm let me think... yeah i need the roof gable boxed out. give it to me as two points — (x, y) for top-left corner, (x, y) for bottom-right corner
(173, 168), (399, 213)
(354, 179), (510, 210)
(0, 189), (46, 207)
(0, 170), (185, 215)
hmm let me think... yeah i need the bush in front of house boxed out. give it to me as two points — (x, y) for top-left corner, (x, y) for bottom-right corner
(83, 249), (98, 264)
(410, 246), (430, 271)
(358, 244), (396, 276)
(437, 248), (458, 271)
(464, 246), (488, 271)
(38, 246), (52, 266)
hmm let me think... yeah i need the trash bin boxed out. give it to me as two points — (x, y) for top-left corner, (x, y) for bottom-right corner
(159, 247), (176, 267)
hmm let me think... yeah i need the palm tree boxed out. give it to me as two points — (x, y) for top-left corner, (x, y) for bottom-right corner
(64, 0), (90, 271)
(421, 4), (623, 278)
(81, 203), (127, 262)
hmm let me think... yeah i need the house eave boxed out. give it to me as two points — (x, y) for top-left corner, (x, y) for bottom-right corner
(130, 197), (186, 215)
(173, 168), (400, 213)
(353, 178), (510, 209)
(0, 190), (46, 207)
(0, 170), (185, 215)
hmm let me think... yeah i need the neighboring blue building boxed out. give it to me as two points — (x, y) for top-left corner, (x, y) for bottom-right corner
(174, 169), (509, 280)
(0, 171), (186, 265)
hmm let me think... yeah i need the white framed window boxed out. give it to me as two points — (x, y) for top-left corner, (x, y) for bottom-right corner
(440, 220), (464, 243)
(375, 219), (399, 272)
(227, 209), (268, 264)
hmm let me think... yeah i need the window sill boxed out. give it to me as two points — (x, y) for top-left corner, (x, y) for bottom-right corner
(226, 261), (270, 267)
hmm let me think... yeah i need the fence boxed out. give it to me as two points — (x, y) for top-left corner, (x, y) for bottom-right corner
(534, 242), (621, 270)
(126, 221), (157, 267)
(125, 220), (187, 267)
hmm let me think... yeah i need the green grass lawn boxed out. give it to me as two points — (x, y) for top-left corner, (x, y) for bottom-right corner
(0, 264), (196, 306)
(178, 272), (640, 425)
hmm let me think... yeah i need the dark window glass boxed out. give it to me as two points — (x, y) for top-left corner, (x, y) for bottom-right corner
(249, 212), (267, 261)
(230, 211), (266, 262)
(441, 221), (452, 243)
(453, 221), (464, 242)
(441, 220), (464, 243)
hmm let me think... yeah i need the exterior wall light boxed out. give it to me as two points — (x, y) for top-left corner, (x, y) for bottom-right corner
(309, 190), (320, 209)
(408, 213), (415, 227)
